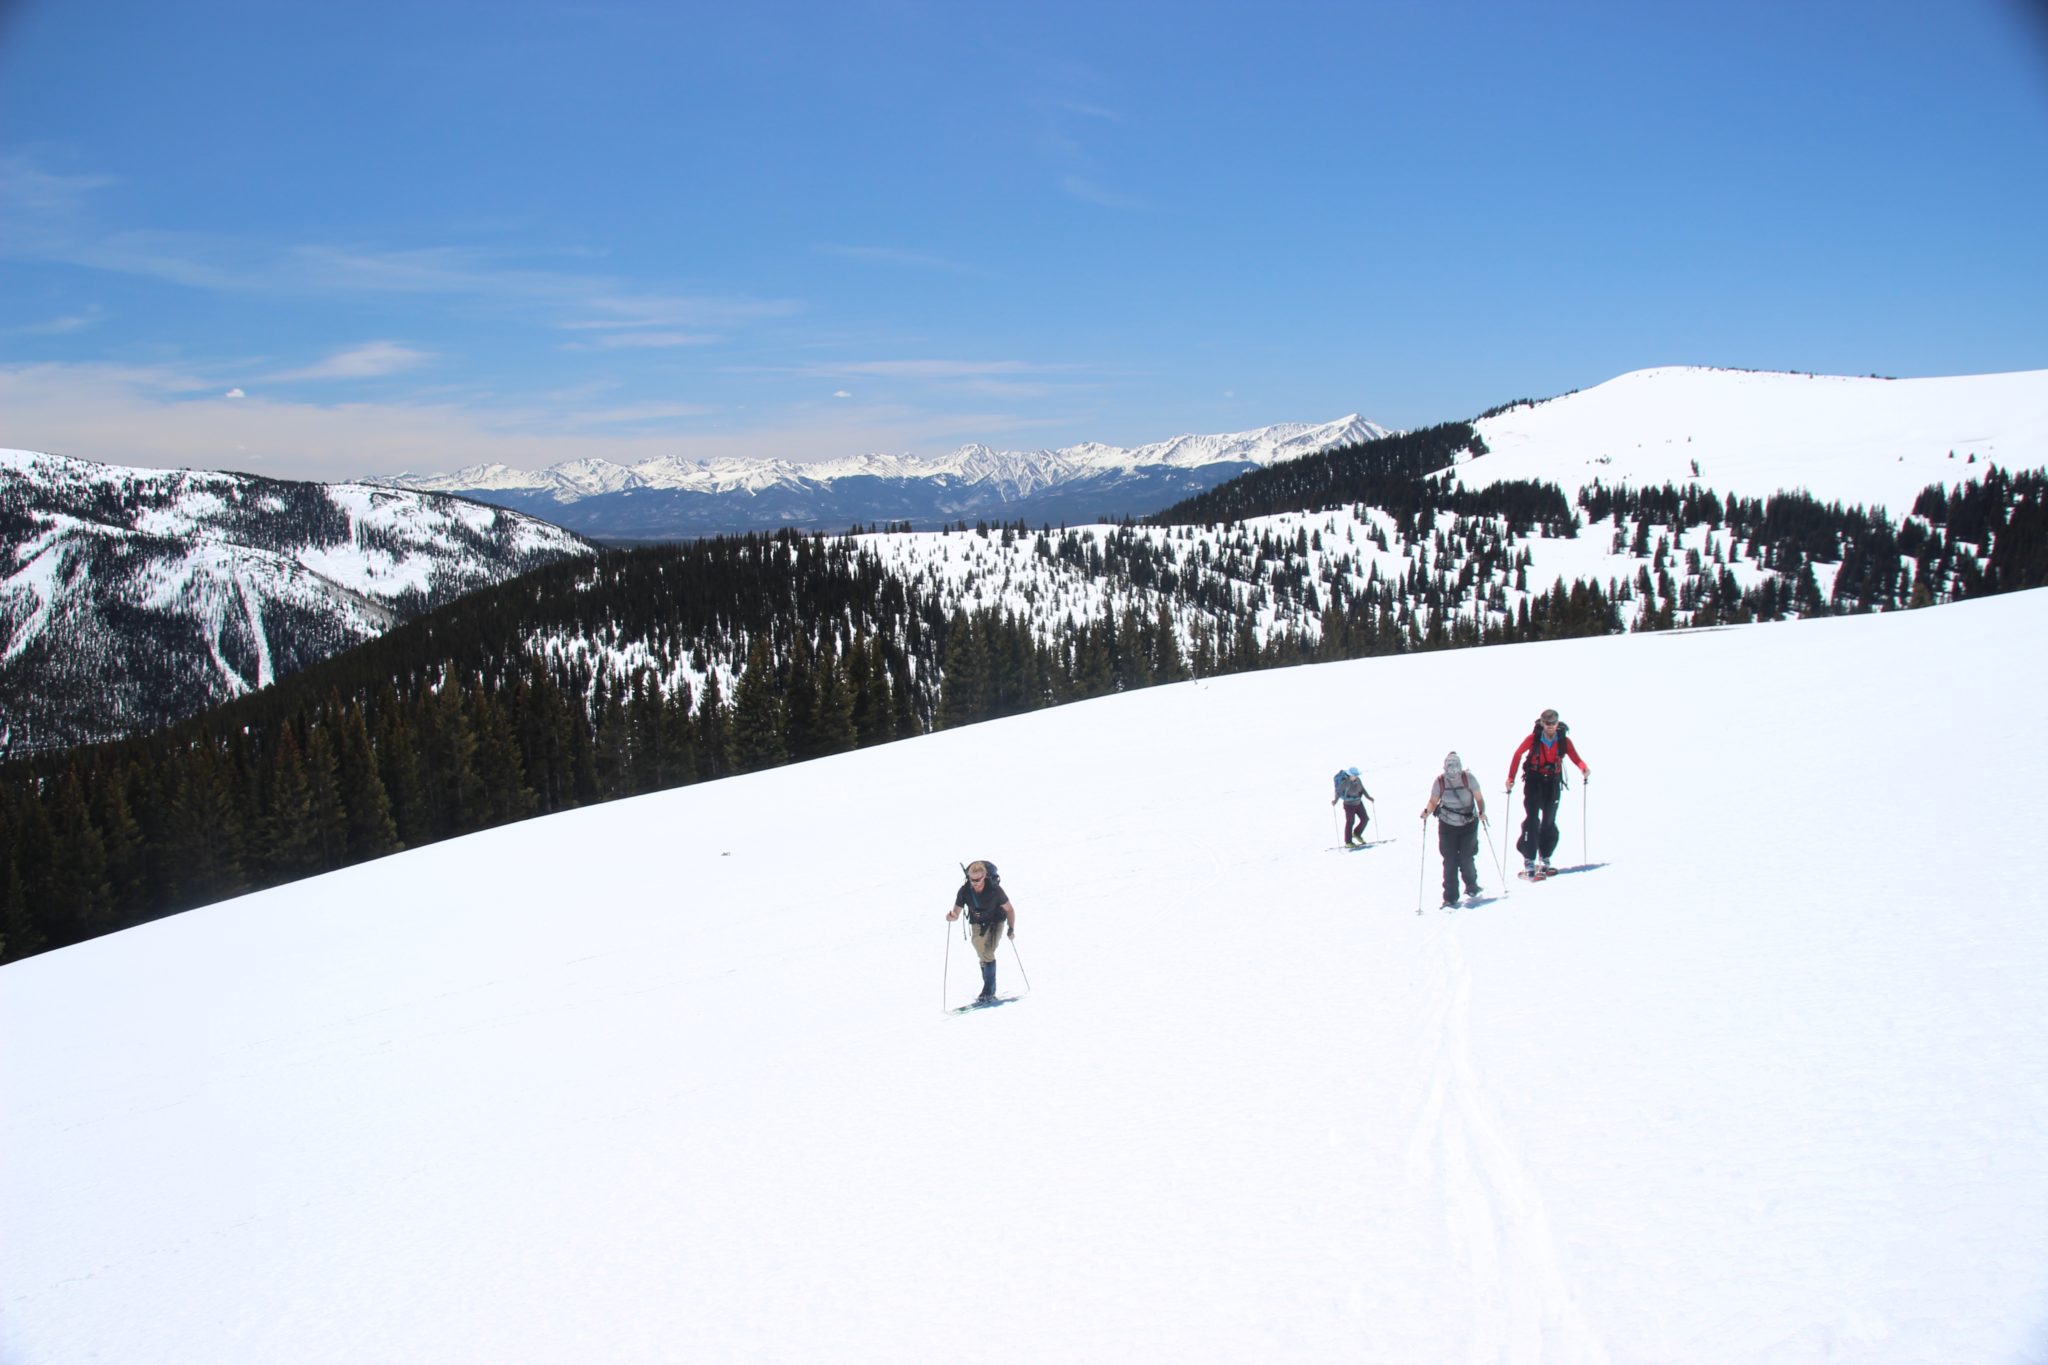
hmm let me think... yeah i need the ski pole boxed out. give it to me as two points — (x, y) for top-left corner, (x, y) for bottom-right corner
(1332, 801), (1342, 844)
(941, 916), (953, 1013)
(1582, 778), (1589, 866)
(1008, 933), (1032, 994)
(1417, 813), (1430, 914)
(1482, 815), (1509, 899)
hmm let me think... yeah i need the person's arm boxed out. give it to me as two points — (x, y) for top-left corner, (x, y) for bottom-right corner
(946, 889), (964, 921)
(1420, 778), (1440, 819)
(1505, 737), (1532, 791)
(1001, 897), (1017, 937)
(1471, 774), (1487, 820)
(1565, 738), (1590, 777)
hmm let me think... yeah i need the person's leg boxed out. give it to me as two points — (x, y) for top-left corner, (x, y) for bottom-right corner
(1519, 783), (1542, 869)
(1438, 821), (1461, 904)
(1459, 824), (1482, 896)
(971, 922), (1001, 996)
(1539, 779), (1562, 864)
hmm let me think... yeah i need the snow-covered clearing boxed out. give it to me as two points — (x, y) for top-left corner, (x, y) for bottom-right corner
(1460, 367), (2048, 514)
(5, 590), (2047, 1363)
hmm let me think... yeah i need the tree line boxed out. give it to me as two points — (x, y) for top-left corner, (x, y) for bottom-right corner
(6, 467), (2045, 963)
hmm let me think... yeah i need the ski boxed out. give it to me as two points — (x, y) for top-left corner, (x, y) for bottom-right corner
(1329, 838), (1397, 852)
(1516, 869), (1554, 881)
(948, 995), (1020, 1015)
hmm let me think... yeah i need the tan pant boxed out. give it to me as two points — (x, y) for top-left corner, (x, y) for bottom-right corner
(970, 919), (1006, 964)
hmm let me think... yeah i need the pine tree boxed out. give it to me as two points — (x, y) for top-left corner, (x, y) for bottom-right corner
(48, 769), (112, 938)
(163, 741), (250, 909)
(261, 724), (321, 880)
(302, 721), (350, 868)
(728, 641), (789, 771)
(337, 703), (402, 859)
(467, 682), (536, 826)
(375, 703), (432, 847)
(92, 762), (147, 924)
(810, 633), (858, 757)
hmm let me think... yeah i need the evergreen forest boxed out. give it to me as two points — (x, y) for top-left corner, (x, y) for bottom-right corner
(5, 450), (2045, 963)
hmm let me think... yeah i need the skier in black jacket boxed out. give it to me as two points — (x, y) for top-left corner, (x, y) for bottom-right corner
(947, 861), (1016, 1001)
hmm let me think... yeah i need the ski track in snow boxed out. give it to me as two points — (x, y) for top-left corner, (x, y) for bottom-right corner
(1407, 914), (1609, 1365)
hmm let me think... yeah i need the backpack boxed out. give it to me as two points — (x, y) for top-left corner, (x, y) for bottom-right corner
(1522, 720), (1572, 779)
(1434, 771), (1479, 825)
(1334, 771), (1365, 801)
(961, 861), (1004, 925)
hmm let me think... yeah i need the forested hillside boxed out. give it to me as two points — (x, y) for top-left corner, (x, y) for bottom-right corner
(4, 457), (2045, 963)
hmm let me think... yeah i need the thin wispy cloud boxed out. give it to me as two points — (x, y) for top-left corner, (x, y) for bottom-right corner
(562, 294), (803, 329)
(1, 155), (801, 335)
(0, 360), (1043, 477)
(817, 244), (987, 275)
(570, 401), (717, 426)
(576, 331), (721, 350)
(1060, 175), (1152, 213)
(0, 154), (116, 217)
(265, 341), (435, 383)
(808, 359), (1048, 380)
(7, 307), (103, 337)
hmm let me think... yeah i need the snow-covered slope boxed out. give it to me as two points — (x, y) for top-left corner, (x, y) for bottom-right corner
(0, 449), (593, 753)
(1455, 367), (2048, 513)
(5, 591), (2046, 1364)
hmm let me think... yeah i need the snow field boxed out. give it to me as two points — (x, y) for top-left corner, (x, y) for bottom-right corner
(6, 589), (2048, 1362)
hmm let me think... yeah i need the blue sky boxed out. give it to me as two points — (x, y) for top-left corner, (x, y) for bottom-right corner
(3, 0), (2045, 480)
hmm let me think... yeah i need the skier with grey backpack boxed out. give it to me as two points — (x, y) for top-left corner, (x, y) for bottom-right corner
(1421, 752), (1488, 909)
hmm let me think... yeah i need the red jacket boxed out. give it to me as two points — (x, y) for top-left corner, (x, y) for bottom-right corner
(1507, 732), (1587, 786)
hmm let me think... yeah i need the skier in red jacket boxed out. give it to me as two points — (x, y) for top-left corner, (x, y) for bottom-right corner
(1505, 708), (1589, 877)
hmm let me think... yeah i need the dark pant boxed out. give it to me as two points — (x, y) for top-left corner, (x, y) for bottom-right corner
(1517, 772), (1562, 862)
(1438, 820), (1480, 901)
(1343, 800), (1369, 843)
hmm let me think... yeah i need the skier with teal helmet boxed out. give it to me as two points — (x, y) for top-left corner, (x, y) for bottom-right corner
(1331, 766), (1373, 846)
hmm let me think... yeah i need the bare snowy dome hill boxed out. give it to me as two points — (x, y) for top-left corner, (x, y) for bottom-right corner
(1451, 367), (2048, 513)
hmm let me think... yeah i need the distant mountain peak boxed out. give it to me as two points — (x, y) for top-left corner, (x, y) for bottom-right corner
(361, 414), (1393, 535)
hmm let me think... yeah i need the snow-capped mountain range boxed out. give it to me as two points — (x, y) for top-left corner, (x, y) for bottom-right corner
(8, 365), (2043, 759)
(0, 449), (593, 755)
(529, 365), (2048, 730)
(369, 415), (1390, 538)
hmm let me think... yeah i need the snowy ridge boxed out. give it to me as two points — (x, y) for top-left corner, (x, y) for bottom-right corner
(4, 591), (2045, 1362)
(0, 448), (593, 753)
(375, 414), (1391, 503)
(1454, 366), (2048, 513)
